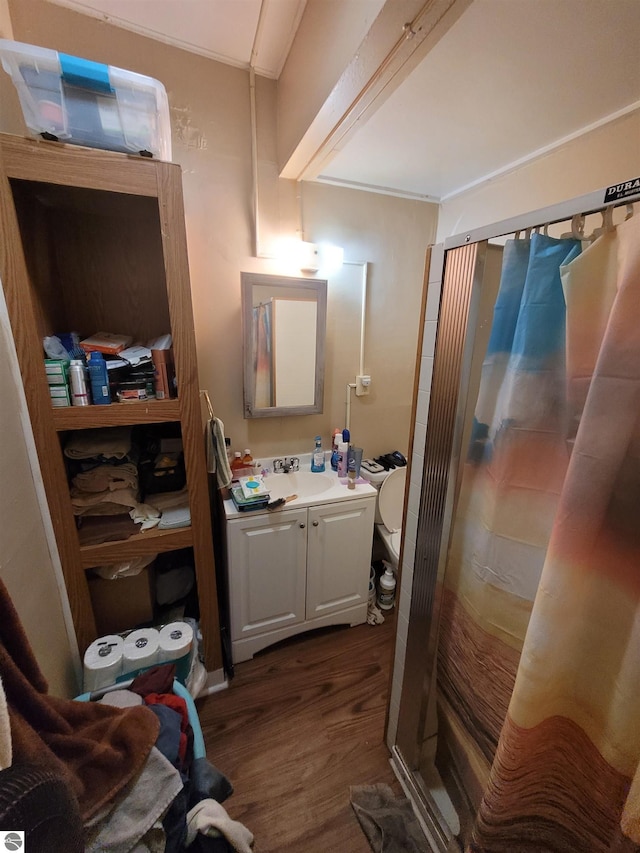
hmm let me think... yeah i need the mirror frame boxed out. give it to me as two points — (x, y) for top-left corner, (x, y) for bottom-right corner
(241, 272), (328, 418)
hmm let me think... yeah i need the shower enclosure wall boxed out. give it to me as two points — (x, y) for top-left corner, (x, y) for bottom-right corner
(388, 183), (640, 853)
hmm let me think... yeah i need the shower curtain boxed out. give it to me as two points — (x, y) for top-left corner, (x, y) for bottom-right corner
(436, 213), (640, 852)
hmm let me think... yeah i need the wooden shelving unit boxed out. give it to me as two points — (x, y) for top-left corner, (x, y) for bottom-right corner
(0, 134), (222, 671)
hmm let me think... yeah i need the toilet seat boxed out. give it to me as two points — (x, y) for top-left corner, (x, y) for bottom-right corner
(376, 467), (406, 567)
(378, 466), (406, 534)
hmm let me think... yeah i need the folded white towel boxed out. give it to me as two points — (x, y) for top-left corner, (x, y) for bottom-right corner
(206, 417), (232, 489)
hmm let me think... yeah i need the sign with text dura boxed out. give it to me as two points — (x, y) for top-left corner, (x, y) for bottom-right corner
(604, 178), (640, 203)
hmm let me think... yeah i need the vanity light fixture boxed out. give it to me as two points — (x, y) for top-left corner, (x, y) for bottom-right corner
(272, 237), (344, 275)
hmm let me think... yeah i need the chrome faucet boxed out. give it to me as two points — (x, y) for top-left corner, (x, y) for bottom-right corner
(273, 456), (299, 473)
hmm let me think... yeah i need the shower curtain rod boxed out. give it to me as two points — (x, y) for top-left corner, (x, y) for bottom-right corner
(444, 182), (640, 251)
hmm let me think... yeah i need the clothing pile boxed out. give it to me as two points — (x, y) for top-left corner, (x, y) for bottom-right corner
(0, 577), (253, 853)
(89, 665), (252, 853)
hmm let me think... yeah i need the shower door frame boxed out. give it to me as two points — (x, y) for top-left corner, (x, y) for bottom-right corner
(389, 182), (640, 852)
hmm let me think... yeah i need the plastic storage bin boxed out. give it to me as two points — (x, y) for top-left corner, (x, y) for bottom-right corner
(75, 678), (205, 760)
(0, 39), (172, 160)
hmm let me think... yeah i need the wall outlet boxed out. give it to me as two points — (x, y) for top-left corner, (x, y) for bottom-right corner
(356, 374), (371, 396)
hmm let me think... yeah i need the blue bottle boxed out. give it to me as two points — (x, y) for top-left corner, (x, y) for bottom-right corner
(311, 435), (325, 472)
(87, 351), (111, 405)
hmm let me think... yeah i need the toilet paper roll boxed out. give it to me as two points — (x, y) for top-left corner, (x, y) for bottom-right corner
(122, 627), (160, 671)
(83, 635), (124, 693)
(158, 621), (193, 663)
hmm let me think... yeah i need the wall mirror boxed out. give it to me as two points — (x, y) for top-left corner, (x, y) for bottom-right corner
(241, 272), (327, 418)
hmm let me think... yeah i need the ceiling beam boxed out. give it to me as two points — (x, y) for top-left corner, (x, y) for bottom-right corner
(279, 0), (472, 183)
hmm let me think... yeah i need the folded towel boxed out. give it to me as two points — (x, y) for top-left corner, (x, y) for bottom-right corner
(64, 426), (132, 461)
(206, 417), (232, 490)
(72, 462), (138, 493)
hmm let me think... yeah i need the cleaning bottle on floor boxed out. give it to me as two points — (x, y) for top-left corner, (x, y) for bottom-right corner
(378, 563), (396, 610)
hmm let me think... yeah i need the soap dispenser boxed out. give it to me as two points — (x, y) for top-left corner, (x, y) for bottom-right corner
(311, 435), (325, 472)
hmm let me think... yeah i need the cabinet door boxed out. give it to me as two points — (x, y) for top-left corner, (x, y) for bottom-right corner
(306, 497), (375, 620)
(228, 508), (307, 641)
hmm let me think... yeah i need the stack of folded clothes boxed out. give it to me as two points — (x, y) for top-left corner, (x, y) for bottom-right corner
(65, 427), (161, 533)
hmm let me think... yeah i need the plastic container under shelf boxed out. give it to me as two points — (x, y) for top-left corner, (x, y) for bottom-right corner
(0, 39), (172, 160)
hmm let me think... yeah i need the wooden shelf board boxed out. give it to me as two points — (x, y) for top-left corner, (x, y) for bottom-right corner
(52, 399), (181, 430)
(80, 525), (193, 568)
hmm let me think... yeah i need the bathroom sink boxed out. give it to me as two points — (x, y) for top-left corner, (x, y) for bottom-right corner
(263, 471), (334, 500)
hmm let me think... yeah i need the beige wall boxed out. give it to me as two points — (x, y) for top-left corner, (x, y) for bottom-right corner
(0, 291), (78, 697)
(437, 109), (640, 241)
(2, 0), (435, 675)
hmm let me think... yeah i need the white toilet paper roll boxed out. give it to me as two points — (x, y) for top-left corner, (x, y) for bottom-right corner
(158, 621), (193, 662)
(83, 635), (124, 693)
(122, 627), (160, 671)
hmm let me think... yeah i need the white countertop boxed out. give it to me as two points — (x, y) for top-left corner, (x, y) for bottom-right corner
(222, 460), (377, 520)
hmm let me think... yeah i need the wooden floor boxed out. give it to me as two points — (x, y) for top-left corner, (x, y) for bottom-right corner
(196, 613), (402, 853)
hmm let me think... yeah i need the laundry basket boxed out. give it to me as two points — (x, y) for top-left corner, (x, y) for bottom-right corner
(75, 677), (205, 760)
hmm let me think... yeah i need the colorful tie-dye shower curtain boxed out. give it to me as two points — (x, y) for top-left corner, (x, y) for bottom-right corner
(436, 214), (640, 852)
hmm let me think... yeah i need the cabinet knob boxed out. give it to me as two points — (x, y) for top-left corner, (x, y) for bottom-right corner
(299, 523), (305, 529)
(312, 520), (319, 526)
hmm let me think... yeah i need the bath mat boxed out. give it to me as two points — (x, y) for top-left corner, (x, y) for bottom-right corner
(350, 783), (434, 853)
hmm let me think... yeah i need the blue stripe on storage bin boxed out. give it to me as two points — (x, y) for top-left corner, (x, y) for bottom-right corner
(60, 53), (112, 93)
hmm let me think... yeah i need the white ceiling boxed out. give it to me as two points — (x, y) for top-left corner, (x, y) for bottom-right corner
(46, 0), (640, 202)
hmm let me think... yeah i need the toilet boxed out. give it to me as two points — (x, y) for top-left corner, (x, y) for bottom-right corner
(362, 465), (407, 568)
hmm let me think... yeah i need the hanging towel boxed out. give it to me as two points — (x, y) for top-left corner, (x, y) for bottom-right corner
(206, 417), (232, 489)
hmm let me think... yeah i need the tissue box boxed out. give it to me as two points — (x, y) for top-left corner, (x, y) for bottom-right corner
(0, 39), (172, 160)
(88, 566), (155, 636)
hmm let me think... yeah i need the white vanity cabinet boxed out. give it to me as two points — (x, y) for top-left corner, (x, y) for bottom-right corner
(227, 495), (375, 663)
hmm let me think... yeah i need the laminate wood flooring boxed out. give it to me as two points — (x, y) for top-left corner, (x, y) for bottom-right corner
(197, 613), (402, 853)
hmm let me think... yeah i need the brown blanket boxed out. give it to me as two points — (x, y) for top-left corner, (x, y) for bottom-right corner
(0, 577), (159, 820)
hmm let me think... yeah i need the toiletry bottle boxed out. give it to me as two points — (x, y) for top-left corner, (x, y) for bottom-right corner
(378, 564), (396, 610)
(242, 449), (253, 466)
(231, 452), (244, 480)
(69, 359), (89, 406)
(337, 440), (349, 477)
(86, 351), (111, 405)
(311, 435), (325, 472)
(331, 433), (341, 471)
(347, 458), (356, 489)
